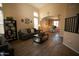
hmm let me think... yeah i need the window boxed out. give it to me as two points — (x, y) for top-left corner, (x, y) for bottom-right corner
(64, 14), (79, 33)
(0, 4), (2, 7)
(53, 21), (59, 27)
(33, 12), (39, 30)
(34, 18), (38, 29)
(34, 12), (38, 17)
(0, 10), (3, 24)
(0, 4), (4, 34)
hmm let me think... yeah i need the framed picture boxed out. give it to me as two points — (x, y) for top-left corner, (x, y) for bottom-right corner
(25, 18), (32, 24)
(21, 18), (32, 24)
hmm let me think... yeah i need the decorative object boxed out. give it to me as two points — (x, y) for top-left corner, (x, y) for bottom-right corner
(21, 18), (32, 24)
(25, 18), (32, 24)
(21, 19), (24, 22)
(25, 18), (30, 24)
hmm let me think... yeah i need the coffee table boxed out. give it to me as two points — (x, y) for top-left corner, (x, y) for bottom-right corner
(33, 32), (48, 44)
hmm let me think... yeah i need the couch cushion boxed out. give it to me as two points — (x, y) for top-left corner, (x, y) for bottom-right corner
(31, 29), (34, 33)
(21, 29), (28, 34)
(27, 28), (31, 33)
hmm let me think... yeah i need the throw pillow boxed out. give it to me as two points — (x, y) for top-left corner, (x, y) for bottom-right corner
(31, 29), (34, 33)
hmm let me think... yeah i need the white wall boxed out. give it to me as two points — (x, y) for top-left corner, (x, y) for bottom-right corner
(63, 32), (79, 53)
(3, 3), (39, 31)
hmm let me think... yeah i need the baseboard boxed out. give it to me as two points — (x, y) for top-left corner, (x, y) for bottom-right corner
(63, 42), (79, 54)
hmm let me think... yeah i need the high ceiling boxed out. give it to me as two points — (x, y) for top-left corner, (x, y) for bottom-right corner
(29, 3), (49, 9)
(29, 3), (79, 9)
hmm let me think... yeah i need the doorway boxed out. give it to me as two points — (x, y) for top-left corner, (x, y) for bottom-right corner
(40, 16), (59, 32)
(53, 21), (59, 27)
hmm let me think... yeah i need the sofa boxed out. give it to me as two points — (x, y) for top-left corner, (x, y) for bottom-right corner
(0, 45), (14, 56)
(18, 28), (40, 40)
(0, 35), (14, 56)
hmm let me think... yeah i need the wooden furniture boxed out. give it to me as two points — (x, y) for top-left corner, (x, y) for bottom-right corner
(4, 17), (17, 41)
(64, 14), (79, 34)
(33, 32), (49, 44)
(0, 45), (14, 56)
(0, 34), (14, 56)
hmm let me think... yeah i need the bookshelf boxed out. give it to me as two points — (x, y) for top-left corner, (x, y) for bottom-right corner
(4, 17), (17, 41)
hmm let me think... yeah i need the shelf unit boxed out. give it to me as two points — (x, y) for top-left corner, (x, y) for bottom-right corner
(4, 17), (17, 41)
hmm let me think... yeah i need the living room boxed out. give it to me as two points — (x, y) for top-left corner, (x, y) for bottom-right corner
(0, 3), (79, 56)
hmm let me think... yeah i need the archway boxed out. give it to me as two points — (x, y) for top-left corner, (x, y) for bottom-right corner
(40, 16), (60, 32)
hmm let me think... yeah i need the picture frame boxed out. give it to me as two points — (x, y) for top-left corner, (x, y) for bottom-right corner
(21, 18), (32, 24)
(25, 18), (32, 24)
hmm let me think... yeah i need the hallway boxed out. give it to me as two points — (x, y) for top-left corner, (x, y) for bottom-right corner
(10, 33), (79, 56)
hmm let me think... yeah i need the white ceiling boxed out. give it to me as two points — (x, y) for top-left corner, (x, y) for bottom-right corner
(29, 3), (49, 9)
(29, 3), (79, 9)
